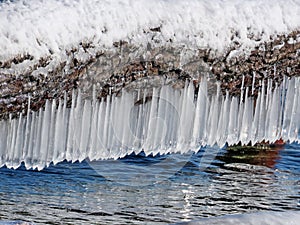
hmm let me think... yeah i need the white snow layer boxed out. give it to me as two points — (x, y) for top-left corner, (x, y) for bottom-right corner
(0, 0), (300, 61)
(0, 76), (299, 170)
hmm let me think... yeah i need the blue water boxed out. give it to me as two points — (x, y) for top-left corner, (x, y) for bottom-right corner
(0, 143), (299, 224)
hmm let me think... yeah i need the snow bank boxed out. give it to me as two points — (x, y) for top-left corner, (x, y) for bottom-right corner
(0, 0), (300, 61)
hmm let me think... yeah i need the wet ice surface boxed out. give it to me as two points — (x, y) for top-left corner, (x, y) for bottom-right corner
(0, 143), (299, 225)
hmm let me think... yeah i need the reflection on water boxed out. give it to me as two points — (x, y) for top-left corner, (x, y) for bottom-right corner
(0, 143), (299, 224)
(222, 140), (285, 168)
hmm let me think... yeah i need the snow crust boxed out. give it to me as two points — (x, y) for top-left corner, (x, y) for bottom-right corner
(0, 0), (300, 61)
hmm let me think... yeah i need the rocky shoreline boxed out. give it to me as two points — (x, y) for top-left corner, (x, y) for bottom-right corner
(0, 30), (299, 120)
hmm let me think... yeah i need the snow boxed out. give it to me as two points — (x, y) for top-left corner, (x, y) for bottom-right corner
(0, 0), (300, 65)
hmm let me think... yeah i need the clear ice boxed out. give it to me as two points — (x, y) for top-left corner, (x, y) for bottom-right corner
(0, 76), (299, 170)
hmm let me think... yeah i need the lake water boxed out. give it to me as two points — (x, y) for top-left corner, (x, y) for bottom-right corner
(0, 143), (299, 224)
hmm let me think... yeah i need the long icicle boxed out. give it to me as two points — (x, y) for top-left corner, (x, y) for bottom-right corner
(0, 76), (299, 170)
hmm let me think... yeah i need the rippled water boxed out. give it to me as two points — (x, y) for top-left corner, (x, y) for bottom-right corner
(0, 143), (299, 224)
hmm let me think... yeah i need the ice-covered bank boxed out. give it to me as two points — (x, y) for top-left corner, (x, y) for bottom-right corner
(0, 0), (300, 119)
(0, 0), (300, 169)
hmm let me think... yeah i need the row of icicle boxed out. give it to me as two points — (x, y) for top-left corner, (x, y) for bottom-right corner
(0, 76), (299, 170)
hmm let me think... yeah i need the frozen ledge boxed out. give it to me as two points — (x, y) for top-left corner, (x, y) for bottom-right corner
(0, 0), (300, 119)
(0, 30), (300, 119)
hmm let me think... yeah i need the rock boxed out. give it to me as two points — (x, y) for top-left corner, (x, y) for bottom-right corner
(0, 30), (299, 119)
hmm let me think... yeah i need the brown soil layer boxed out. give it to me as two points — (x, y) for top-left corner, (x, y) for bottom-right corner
(212, 30), (300, 97)
(0, 30), (299, 119)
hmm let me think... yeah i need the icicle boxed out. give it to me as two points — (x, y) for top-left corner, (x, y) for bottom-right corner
(257, 80), (266, 142)
(153, 86), (167, 155)
(227, 97), (239, 146)
(267, 83), (280, 143)
(119, 91), (134, 157)
(93, 98), (105, 160)
(207, 83), (221, 146)
(251, 72), (256, 96)
(39, 100), (51, 169)
(217, 91), (230, 147)
(46, 99), (56, 167)
(288, 78), (299, 143)
(0, 120), (8, 167)
(79, 99), (92, 162)
(22, 95), (31, 161)
(0, 76), (299, 170)
(88, 87), (98, 160)
(192, 81), (204, 148)
(216, 94), (225, 147)
(178, 82), (195, 151)
(143, 90), (154, 152)
(25, 111), (36, 169)
(12, 113), (23, 169)
(66, 90), (77, 162)
(240, 75), (245, 103)
(240, 87), (251, 145)
(31, 107), (43, 170)
(282, 77), (295, 141)
(52, 98), (63, 165)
